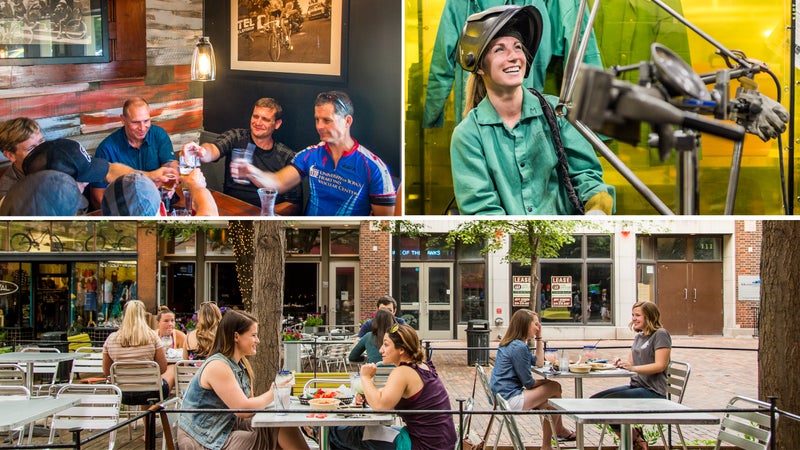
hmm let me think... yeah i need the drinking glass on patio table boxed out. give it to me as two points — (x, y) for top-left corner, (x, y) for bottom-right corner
(544, 348), (558, 366)
(583, 345), (598, 361)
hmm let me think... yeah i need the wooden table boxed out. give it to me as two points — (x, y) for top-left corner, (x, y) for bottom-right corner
(0, 352), (86, 392)
(549, 398), (720, 450)
(209, 191), (261, 216)
(252, 399), (394, 450)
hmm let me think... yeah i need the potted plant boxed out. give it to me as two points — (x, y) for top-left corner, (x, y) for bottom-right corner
(304, 313), (324, 334)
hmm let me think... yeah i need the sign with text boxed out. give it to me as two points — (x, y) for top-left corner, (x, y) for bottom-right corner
(512, 275), (531, 307)
(550, 275), (572, 307)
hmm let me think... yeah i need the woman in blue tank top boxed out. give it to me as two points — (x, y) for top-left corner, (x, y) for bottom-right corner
(329, 323), (456, 450)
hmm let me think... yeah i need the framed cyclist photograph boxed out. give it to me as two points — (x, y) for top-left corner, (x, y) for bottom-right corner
(0, 0), (109, 66)
(231, 0), (348, 80)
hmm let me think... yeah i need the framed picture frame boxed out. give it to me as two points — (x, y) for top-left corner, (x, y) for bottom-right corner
(0, 0), (110, 66)
(231, 0), (347, 80)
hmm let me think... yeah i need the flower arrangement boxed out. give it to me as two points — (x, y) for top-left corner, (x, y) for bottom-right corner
(359, 311), (375, 325)
(176, 313), (198, 333)
(304, 313), (324, 327)
(283, 328), (303, 341)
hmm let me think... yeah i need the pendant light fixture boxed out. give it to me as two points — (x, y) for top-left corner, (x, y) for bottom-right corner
(191, 1), (216, 81)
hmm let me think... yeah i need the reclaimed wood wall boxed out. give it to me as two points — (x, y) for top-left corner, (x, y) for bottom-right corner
(0, 0), (204, 161)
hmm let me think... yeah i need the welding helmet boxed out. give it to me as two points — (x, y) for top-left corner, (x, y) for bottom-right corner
(457, 5), (543, 78)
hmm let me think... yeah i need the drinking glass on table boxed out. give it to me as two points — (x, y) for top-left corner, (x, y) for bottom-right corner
(231, 144), (255, 184)
(583, 345), (598, 361)
(544, 348), (558, 366)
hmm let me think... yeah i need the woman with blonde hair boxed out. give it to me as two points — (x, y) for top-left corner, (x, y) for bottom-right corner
(183, 301), (223, 360)
(102, 300), (169, 437)
(177, 309), (308, 450)
(590, 301), (672, 450)
(490, 309), (574, 450)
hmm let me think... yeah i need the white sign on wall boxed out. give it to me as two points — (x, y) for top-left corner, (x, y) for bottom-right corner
(738, 275), (761, 301)
(550, 275), (572, 307)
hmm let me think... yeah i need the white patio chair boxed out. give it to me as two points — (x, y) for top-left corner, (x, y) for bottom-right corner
(174, 359), (203, 405)
(0, 363), (26, 387)
(109, 361), (165, 439)
(69, 347), (106, 384)
(20, 346), (60, 393)
(320, 343), (349, 372)
(495, 394), (526, 450)
(714, 395), (775, 450)
(0, 385), (31, 446)
(48, 384), (122, 450)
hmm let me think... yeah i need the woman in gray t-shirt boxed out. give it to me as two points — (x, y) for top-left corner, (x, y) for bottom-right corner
(590, 301), (672, 449)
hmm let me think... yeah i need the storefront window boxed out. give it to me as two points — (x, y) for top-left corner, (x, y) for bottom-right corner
(638, 236), (655, 260)
(637, 264), (656, 302)
(657, 238), (687, 260)
(8, 222), (58, 252)
(459, 241), (484, 260)
(459, 262), (485, 322)
(557, 239), (582, 258)
(0, 262), (31, 330)
(206, 228), (233, 255)
(95, 261), (137, 324)
(330, 229), (359, 255)
(586, 264), (612, 323)
(399, 235), (453, 260)
(173, 234), (197, 255)
(399, 236), (421, 260)
(694, 237), (722, 261)
(207, 263), (242, 309)
(587, 235), (611, 258)
(538, 263), (582, 323)
(286, 228), (321, 255)
(86, 222), (138, 252)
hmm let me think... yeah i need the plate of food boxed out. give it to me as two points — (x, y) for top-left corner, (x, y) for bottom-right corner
(308, 398), (341, 410)
(589, 362), (617, 371)
(569, 363), (592, 374)
(299, 388), (353, 406)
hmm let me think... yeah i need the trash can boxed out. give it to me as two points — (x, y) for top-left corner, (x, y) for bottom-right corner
(466, 320), (490, 366)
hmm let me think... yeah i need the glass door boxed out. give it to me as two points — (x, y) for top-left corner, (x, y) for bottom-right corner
(400, 263), (453, 339)
(329, 262), (359, 329)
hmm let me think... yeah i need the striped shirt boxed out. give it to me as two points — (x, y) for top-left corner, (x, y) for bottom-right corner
(103, 330), (163, 363)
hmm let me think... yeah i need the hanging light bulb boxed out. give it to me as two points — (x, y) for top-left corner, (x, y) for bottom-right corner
(191, 36), (216, 81)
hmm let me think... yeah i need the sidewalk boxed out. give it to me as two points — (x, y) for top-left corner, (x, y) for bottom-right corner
(432, 336), (759, 449)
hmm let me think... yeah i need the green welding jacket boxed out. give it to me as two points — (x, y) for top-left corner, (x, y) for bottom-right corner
(450, 88), (615, 215)
(423, 0), (604, 128)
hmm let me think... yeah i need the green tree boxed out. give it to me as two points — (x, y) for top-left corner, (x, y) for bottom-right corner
(445, 220), (584, 308)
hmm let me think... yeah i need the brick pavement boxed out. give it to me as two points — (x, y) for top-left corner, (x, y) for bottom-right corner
(431, 336), (759, 449)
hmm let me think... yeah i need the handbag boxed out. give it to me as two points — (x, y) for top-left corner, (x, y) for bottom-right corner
(461, 369), (489, 450)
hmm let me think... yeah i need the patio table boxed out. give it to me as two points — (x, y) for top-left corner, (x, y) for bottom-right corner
(0, 397), (80, 440)
(252, 398), (394, 450)
(533, 364), (635, 398)
(0, 352), (87, 392)
(549, 398), (719, 450)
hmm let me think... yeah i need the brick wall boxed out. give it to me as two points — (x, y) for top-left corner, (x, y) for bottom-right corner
(735, 220), (762, 329)
(0, 0), (203, 157)
(358, 222), (391, 318)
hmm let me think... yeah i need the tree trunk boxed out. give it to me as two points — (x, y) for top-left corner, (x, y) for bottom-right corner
(250, 220), (286, 395)
(760, 221), (800, 448)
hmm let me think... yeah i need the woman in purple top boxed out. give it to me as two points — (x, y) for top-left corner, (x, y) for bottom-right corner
(329, 323), (456, 450)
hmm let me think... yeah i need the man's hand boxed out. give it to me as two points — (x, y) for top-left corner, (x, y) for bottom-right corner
(145, 166), (179, 188)
(182, 141), (214, 163)
(181, 168), (208, 191)
(736, 90), (789, 142)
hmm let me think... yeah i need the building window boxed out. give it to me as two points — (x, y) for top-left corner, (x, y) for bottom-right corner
(286, 228), (321, 255)
(206, 228), (233, 255)
(330, 229), (359, 255)
(511, 234), (613, 325)
(459, 262), (486, 322)
(693, 237), (722, 261)
(656, 238), (687, 260)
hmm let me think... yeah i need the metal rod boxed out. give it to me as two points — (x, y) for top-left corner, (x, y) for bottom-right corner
(572, 120), (674, 214)
(649, 0), (752, 70)
(678, 148), (698, 215)
(789, 0), (796, 215)
(559, 0), (601, 108)
(724, 140), (744, 215)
